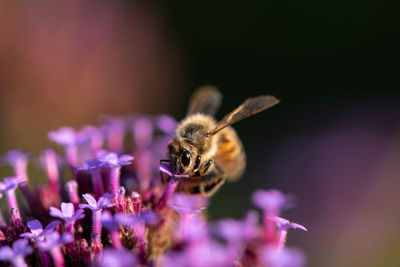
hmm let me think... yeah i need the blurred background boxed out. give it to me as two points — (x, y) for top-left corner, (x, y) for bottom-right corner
(1, 1), (400, 266)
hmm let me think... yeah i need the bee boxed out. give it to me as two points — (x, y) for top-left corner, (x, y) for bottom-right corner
(165, 85), (279, 196)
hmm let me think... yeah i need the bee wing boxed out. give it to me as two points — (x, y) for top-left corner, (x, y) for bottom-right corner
(207, 95), (279, 136)
(187, 85), (222, 116)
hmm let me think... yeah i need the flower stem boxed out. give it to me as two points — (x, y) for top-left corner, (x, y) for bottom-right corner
(50, 247), (65, 267)
(110, 230), (122, 249)
(110, 167), (121, 195)
(40, 251), (51, 267)
(91, 210), (102, 251)
(276, 230), (288, 252)
(6, 190), (22, 230)
(66, 181), (80, 210)
(92, 169), (103, 199)
(44, 149), (60, 193)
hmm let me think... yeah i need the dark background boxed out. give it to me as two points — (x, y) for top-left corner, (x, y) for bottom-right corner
(1, 1), (400, 266)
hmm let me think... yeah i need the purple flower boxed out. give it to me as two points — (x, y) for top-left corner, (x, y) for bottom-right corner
(77, 159), (105, 171)
(132, 117), (154, 147)
(0, 177), (27, 193)
(20, 219), (60, 240)
(214, 211), (259, 243)
(101, 211), (119, 231)
(2, 150), (28, 168)
(155, 115), (177, 134)
(272, 217), (308, 232)
(260, 246), (306, 267)
(0, 239), (33, 267)
(48, 127), (87, 146)
(169, 193), (207, 216)
(79, 193), (116, 211)
(96, 248), (138, 267)
(49, 202), (85, 222)
(97, 151), (133, 167)
(37, 232), (74, 251)
(252, 189), (290, 212)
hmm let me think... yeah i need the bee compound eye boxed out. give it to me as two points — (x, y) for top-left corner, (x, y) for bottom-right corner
(180, 150), (191, 167)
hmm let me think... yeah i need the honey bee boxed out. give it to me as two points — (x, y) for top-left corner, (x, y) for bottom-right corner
(166, 85), (279, 196)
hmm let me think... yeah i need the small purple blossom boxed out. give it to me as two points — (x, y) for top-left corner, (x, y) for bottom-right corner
(155, 115), (177, 134)
(50, 202), (85, 222)
(0, 239), (33, 267)
(260, 246), (306, 267)
(214, 211), (259, 243)
(169, 193), (207, 217)
(2, 150), (28, 178)
(0, 177), (26, 192)
(20, 219), (60, 240)
(252, 189), (289, 212)
(96, 248), (138, 267)
(48, 127), (87, 146)
(97, 151), (133, 167)
(79, 193), (116, 211)
(37, 231), (73, 251)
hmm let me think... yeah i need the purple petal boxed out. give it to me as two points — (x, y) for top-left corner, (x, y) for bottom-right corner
(48, 127), (77, 146)
(252, 189), (288, 212)
(156, 115), (177, 134)
(2, 150), (28, 166)
(27, 220), (43, 236)
(0, 246), (13, 260)
(71, 209), (85, 221)
(98, 152), (119, 166)
(79, 204), (93, 210)
(61, 202), (74, 218)
(12, 239), (32, 256)
(272, 217), (308, 232)
(61, 233), (74, 244)
(49, 207), (64, 219)
(44, 221), (61, 232)
(170, 193), (207, 215)
(97, 193), (115, 209)
(118, 155), (134, 166)
(19, 233), (35, 239)
(82, 194), (97, 208)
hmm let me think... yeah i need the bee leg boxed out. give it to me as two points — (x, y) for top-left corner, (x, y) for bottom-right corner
(178, 173), (227, 197)
(198, 174), (227, 197)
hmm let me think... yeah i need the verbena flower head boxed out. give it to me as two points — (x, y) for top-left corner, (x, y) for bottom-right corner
(80, 193), (116, 211)
(0, 114), (307, 266)
(50, 202), (85, 222)
(0, 239), (33, 267)
(20, 219), (60, 240)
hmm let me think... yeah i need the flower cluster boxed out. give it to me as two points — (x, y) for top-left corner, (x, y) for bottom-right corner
(0, 114), (306, 266)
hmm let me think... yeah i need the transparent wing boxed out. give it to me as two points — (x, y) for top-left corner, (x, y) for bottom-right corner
(207, 95), (279, 136)
(187, 85), (222, 116)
